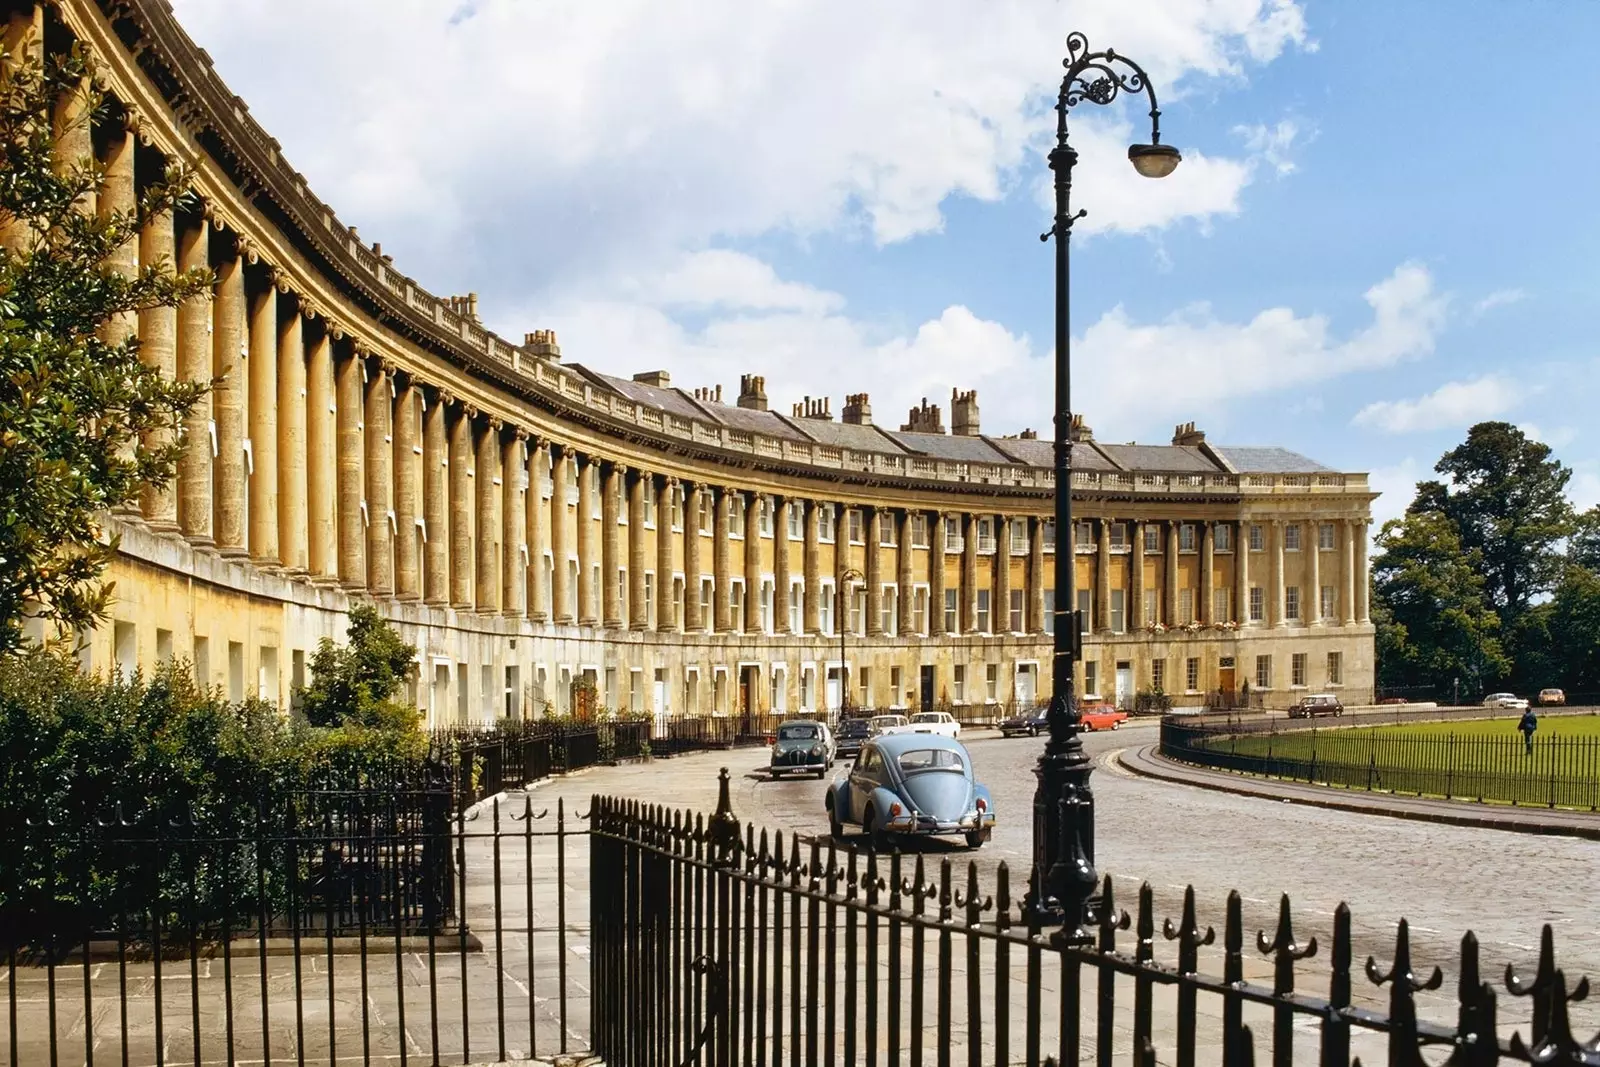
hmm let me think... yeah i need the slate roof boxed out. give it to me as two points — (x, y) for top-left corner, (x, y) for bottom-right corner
(1096, 444), (1220, 473)
(1212, 447), (1332, 474)
(786, 417), (907, 453)
(887, 430), (1010, 463)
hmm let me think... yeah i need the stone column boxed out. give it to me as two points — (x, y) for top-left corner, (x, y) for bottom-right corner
(1237, 520), (1251, 625)
(961, 513), (978, 633)
(898, 510), (914, 636)
(1356, 520), (1370, 624)
(306, 327), (337, 580)
(1308, 521), (1322, 625)
(657, 476), (679, 632)
(501, 431), (526, 616)
(138, 205), (179, 529)
(0, 8), (43, 250)
(713, 487), (731, 633)
(864, 507), (884, 636)
(100, 124), (136, 347)
(684, 482), (703, 632)
(247, 274), (279, 564)
(803, 501), (821, 634)
(629, 471), (648, 630)
(602, 463), (623, 628)
(175, 214), (213, 546)
(1027, 516), (1045, 634)
(1200, 521), (1215, 625)
(448, 404), (474, 609)
(770, 496), (789, 634)
(335, 347), (365, 587)
(528, 441), (551, 621)
(421, 390), (448, 602)
(1165, 520), (1181, 625)
(393, 383), (421, 600)
(1270, 519), (1286, 627)
(1342, 518), (1357, 625)
(550, 446), (572, 623)
(365, 363), (395, 596)
(744, 492), (761, 632)
(1094, 517), (1111, 634)
(211, 247), (246, 556)
(576, 455), (597, 625)
(1130, 519), (1145, 627)
(277, 300), (308, 572)
(476, 419), (504, 613)
(929, 511), (947, 637)
(52, 67), (93, 214)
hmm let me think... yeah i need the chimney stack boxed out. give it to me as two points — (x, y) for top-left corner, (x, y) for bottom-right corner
(792, 396), (832, 421)
(1172, 421), (1206, 446)
(841, 393), (872, 426)
(692, 385), (724, 403)
(522, 329), (562, 361)
(447, 293), (481, 322)
(1019, 428), (1037, 440)
(632, 370), (671, 388)
(951, 388), (980, 437)
(900, 397), (945, 434)
(737, 374), (768, 411)
(1069, 414), (1094, 442)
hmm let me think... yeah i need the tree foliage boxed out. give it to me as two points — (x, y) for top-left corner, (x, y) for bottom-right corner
(0, 43), (210, 652)
(1371, 509), (1508, 694)
(298, 604), (420, 732)
(1411, 422), (1573, 620)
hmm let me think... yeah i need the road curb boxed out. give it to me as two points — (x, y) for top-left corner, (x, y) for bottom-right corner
(1116, 745), (1600, 841)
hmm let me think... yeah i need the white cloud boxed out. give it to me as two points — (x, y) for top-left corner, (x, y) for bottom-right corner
(1352, 375), (1528, 434)
(1233, 119), (1302, 176)
(1518, 423), (1577, 450)
(624, 250), (844, 315)
(169, 0), (1312, 304)
(1071, 262), (1449, 439)
(1368, 457), (1422, 533)
(1469, 288), (1526, 321)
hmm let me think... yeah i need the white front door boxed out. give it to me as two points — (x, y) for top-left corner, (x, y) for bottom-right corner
(1115, 662), (1134, 710)
(1014, 664), (1037, 705)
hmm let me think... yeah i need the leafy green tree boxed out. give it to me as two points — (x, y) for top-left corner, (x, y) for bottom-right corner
(1544, 565), (1600, 692)
(1570, 505), (1600, 571)
(298, 604), (420, 729)
(0, 44), (210, 651)
(1411, 422), (1573, 622)
(1371, 509), (1509, 695)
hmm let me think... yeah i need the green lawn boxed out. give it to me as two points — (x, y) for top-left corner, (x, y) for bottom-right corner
(1199, 715), (1600, 810)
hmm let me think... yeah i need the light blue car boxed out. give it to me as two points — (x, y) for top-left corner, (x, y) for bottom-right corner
(825, 733), (995, 850)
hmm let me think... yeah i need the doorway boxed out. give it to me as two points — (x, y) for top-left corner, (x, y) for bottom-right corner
(826, 667), (842, 714)
(739, 665), (758, 733)
(1218, 656), (1236, 700)
(1014, 663), (1037, 706)
(1115, 661), (1134, 710)
(919, 665), (936, 711)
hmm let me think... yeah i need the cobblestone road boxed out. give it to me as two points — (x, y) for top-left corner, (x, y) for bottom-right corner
(532, 718), (1599, 1038)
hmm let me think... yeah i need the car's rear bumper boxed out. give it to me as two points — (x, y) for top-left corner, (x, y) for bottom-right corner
(886, 813), (996, 835)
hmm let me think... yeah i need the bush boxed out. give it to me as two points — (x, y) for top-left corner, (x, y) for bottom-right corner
(1134, 688), (1173, 715)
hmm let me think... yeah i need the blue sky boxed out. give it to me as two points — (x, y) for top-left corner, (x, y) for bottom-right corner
(170, 0), (1600, 527)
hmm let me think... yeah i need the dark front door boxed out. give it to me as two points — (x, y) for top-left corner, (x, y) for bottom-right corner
(739, 666), (756, 734)
(920, 665), (936, 710)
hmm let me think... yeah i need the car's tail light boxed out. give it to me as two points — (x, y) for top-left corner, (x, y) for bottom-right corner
(976, 797), (987, 812)
(889, 803), (902, 818)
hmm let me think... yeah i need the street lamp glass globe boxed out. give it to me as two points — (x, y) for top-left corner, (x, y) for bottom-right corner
(1128, 142), (1181, 179)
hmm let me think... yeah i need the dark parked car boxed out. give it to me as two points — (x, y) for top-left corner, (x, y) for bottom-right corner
(998, 707), (1049, 737)
(834, 717), (873, 760)
(825, 734), (994, 850)
(770, 720), (833, 778)
(1287, 693), (1344, 719)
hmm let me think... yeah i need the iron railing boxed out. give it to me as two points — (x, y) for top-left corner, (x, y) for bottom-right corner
(1162, 717), (1600, 810)
(592, 770), (1600, 1066)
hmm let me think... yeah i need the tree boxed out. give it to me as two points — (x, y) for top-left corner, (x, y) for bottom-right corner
(0, 43), (210, 652)
(1411, 422), (1573, 622)
(1371, 509), (1509, 694)
(1570, 505), (1600, 571)
(298, 605), (419, 729)
(1544, 565), (1600, 693)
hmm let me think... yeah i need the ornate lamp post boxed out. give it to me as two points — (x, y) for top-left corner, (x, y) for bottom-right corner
(837, 566), (864, 718)
(1028, 32), (1180, 934)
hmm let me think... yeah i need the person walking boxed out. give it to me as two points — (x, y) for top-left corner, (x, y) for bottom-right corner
(1518, 707), (1538, 755)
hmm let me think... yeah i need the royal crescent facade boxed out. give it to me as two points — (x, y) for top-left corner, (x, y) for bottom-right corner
(15, 0), (1377, 723)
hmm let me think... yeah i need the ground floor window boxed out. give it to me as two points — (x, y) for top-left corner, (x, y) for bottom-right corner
(1292, 652), (1308, 687)
(1327, 651), (1342, 685)
(1255, 655), (1273, 689)
(1084, 660), (1098, 699)
(1151, 658), (1166, 693)
(1185, 657), (1200, 693)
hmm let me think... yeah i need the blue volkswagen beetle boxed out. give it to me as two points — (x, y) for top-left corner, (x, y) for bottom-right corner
(825, 734), (995, 850)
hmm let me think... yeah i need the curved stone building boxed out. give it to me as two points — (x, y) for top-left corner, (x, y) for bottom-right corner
(19, 0), (1376, 723)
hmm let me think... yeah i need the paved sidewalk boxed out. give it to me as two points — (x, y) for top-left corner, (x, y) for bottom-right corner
(1119, 744), (1600, 840)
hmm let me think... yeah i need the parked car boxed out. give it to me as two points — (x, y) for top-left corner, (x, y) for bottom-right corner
(907, 711), (961, 738)
(1482, 693), (1529, 711)
(770, 720), (834, 778)
(1377, 696), (1409, 706)
(1537, 688), (1567, 707)
(998, 706), (1050, 737)
(834, 716), (873, 760)
(825, 734), (995, 850)
(1287, 693), (1344, 719)
(868, 714), (910, 736)
(1080, 708), (1129, 731)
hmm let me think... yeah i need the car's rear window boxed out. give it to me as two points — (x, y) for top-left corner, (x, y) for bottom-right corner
(897, 748), (966, 774)
(839, 720), (871, 736)
(911, 713), (941, 723)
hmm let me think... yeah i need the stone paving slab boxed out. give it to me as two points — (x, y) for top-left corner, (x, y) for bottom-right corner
(1120, 743), (1600, 839)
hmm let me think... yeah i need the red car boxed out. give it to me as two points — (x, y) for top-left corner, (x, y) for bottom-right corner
(1080, 708), (1128, 731)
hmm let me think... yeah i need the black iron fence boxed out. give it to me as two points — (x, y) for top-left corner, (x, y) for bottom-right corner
(591, 771), (1599, 1066)
(1162, 717), (1600, 810)
(437, 718), (653, 805)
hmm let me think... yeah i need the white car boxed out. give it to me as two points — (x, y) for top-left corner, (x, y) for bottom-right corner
(868, 714), (911, 736)
(907, 711), (961, 739)
(1482, 693), (1529, 711)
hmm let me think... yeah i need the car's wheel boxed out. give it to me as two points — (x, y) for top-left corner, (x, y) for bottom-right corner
(827, 799), (845, 840)
(863, 805), (892, 852)
(1028, 726), (1038, 737)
